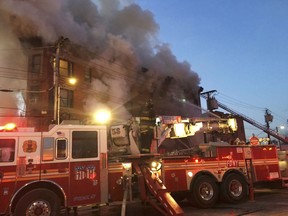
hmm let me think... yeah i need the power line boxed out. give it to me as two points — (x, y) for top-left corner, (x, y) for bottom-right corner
(216, 92), (264, 111)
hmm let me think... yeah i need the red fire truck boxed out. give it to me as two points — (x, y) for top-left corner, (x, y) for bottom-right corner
(109, 115), (288, 209)
(161, 143), (288, 208)
(0, 122), (183, 216)
(1, 116), (288, 215)
(149, 116), (288, 208)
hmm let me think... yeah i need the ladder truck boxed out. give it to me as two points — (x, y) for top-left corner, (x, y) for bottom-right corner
(110, 115), (288, 209)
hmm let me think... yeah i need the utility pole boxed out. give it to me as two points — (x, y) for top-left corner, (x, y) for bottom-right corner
(53, 37), (68, 125)
(264, 109), (273, 144)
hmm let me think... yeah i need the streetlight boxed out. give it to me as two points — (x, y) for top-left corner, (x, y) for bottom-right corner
(93, 109), (111, 124)
(68, 77), (77, 85)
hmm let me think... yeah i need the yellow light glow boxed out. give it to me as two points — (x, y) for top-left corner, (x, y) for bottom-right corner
(151, 161), (157, 168)
(228, 118), (237, 132)
(122, 163), (132, 171)
(173, 123), (186, 137)
(187, 171), (193, 178)
(94, 110), (111, 124)
(68, 77), (77, 85)
(151, 161), (162, 171)
(4, 123), (17, 131)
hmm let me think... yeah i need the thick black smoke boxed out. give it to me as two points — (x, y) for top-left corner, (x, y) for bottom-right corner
(0, 0), (201, 120)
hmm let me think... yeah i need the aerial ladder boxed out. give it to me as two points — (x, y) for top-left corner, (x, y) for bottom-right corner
(201, 91), (288, 145)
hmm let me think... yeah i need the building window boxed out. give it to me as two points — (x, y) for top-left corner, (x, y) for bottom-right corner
(53, 58), (73, 77)
(29, 85), (40, 105)
(31, 54), (41, 73)
(60, 88), (73, 108)
(85, 67), (92, 83)
(59, 59), (73, 77)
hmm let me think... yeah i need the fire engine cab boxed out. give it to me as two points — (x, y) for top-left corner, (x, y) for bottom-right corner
(0, 123), (110, 215)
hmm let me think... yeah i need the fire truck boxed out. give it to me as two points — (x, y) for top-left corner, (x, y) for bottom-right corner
(0, 122), (183, 216)
(1, 115), (288, 216)
(109, 115), (288, 209)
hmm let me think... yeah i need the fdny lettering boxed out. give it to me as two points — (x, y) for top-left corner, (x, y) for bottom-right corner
(74, 165), (96, 180)
(226, 160), (239, 167)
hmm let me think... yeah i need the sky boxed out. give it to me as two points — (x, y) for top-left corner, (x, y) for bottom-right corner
(135, 0), (288, 139)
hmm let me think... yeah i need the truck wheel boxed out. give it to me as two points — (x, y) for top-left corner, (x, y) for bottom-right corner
(14, 188), (60, 216)
(221, 173), (248, 203)
(190, 175), (219, 208)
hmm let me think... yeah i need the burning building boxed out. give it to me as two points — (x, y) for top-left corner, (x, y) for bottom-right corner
(0, 0), (202, 130)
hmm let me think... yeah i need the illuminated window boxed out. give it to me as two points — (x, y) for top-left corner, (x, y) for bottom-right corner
(54, 59), (73, 77)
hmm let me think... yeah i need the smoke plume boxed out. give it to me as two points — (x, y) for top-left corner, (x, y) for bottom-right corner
(0, 0), (201, 121)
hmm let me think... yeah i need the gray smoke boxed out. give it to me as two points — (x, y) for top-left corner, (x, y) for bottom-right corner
(0, 0), (201, 120)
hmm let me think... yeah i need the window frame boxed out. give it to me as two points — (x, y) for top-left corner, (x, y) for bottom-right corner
(72, 131), (99, 159)
(60, 88), (74, 108)
(55, 138), (68, 160)
(0, 138), (16, 163)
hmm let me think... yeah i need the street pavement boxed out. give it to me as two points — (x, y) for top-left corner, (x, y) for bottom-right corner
(64, 188), (288, 216)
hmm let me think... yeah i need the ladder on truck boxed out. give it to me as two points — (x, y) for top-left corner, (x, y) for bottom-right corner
(121, 157), (184, 216)
(201, 94), (288, 144)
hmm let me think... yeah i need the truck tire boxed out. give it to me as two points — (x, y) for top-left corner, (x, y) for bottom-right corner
(190, 175), (219, 208)
(221, 173), (248, 203)
(14, 188), (61, 216)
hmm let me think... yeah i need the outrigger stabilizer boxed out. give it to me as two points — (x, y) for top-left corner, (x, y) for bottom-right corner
(121, 155), (184, 216)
